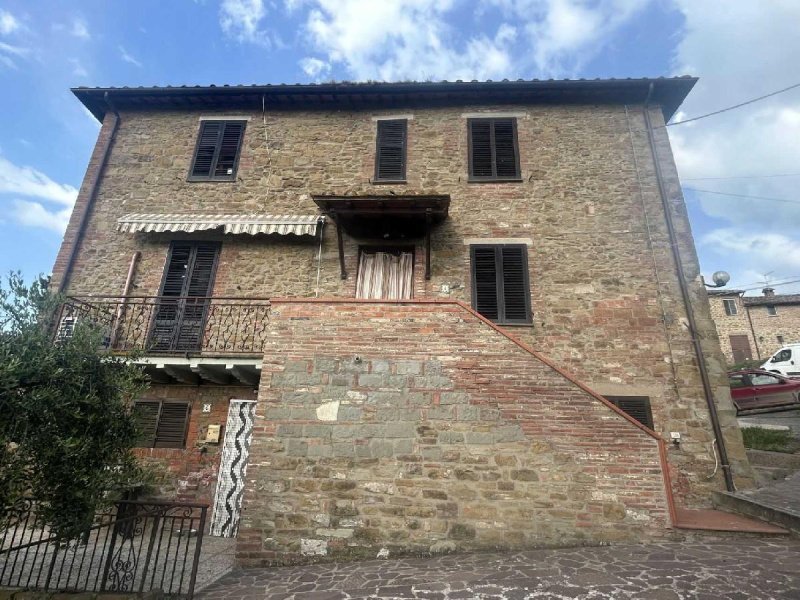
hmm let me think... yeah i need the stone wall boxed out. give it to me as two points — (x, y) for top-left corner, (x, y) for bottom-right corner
(134, 385), (257, 507)
(52, 99), (754, 513)
(746, 302), (800, 359)
(237, 300), (672, 566)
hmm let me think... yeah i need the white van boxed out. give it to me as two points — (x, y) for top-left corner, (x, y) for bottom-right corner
(761, 343), (800, 378)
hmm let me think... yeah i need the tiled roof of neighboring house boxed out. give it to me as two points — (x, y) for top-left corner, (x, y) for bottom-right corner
(708, 289), (745, 296)
(744, 294), (800, 306)
(72, 77), (697, 123)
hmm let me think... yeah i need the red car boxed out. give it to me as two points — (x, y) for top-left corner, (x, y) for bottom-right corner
(728, 369), (800, 413)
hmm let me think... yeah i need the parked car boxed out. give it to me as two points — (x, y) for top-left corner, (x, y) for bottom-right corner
(761, 343), (800, 378)
(728, 369), (800, 413)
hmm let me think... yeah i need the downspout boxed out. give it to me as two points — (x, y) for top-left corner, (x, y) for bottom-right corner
(56, 92), (121, 294)
(744, 302), (761, 360)
(109, 252), (140, 348)
(642, 83), (736, 493)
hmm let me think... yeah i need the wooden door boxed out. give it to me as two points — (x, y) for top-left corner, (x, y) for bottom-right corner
(729, 334), (753, 363)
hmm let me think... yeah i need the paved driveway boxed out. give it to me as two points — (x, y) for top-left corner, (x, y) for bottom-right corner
(198, 536), (800, 600)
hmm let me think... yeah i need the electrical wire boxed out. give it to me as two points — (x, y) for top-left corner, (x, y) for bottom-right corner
(665, 81), (800, 127)
(683, 187), (800, 205)
(740, 279), (800, 292)
(683, 173), (800, 181)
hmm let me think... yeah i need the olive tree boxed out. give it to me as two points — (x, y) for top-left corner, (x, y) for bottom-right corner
(0, 274), (151, 538)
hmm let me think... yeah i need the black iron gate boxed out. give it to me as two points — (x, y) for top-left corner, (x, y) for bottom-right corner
(0, 499), (207, 598)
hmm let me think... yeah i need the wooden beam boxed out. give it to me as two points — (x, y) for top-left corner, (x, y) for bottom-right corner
(334, 214), (347, 280)
(163, 365), (200, 385)
(425, 208), (432, 280)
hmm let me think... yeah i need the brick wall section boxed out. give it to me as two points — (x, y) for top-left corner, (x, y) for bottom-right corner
(133, 385), (257, 508)
(237, 300), (671, 566)
(56, 101), (754, 504)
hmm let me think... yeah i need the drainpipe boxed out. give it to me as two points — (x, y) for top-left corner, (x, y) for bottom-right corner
(642, 83), (735, 493)
(744, 303), (761, 360)
(57, 92), (121, 294)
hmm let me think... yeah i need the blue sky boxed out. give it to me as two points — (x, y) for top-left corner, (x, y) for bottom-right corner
(1, 0), (798, 295)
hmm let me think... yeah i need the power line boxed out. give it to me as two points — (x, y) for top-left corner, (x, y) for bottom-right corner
(683, 173), (800, 181)
(734, 275), (800, 289)
(740, 278), (800, 292)
(665, 81), (800, 127)
(683, 187), (800, 205)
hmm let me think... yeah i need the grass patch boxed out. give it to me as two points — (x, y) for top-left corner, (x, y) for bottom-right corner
(741, 427), (795, 453)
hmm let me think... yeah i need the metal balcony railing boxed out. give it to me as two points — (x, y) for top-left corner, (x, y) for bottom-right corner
(57, 296), (271, 355)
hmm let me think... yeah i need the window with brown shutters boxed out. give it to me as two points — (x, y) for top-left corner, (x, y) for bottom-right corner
(468, 118), (520, 181)
(604, 396), (654, 429)
(374, 119), (407, 182)
(470, 244), (531, 324)
(188, 120), (246, 181)
(133, 400), (190, 448)
(150, 242), (220, 352)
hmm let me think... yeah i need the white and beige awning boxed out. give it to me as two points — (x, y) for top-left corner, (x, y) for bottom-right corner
(116, 214), (324, 236)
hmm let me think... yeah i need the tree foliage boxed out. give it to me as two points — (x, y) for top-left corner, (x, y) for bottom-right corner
(0, 274), (151, 538)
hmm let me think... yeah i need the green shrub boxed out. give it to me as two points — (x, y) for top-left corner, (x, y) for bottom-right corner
(741, 427), (795, 453)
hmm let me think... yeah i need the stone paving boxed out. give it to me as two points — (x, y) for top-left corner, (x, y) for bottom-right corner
(736, 470), (800, 516)
(197, 536), (800, 599)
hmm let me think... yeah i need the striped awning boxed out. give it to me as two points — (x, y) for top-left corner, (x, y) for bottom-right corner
(116, 214), (324, 236)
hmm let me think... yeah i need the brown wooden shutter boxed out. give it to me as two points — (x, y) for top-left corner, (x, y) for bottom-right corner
(190, 122), (222, 178)
(500, 246), (529, 323)
(375, 120), (407, 181)
(605, 396), (654, 429)
(213, 121), (246, 178)
(471, 246), (500, 320)
(729, 334), (753, 363)
(133, 401), (161, 447)
(154, 403), (190, 448)
(469, 118), (520, 180)
(469, 120), (494, 178)
(189, 121), (245, 181)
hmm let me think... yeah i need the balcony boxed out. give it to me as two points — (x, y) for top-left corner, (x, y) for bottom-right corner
(57, 296), (271, 385)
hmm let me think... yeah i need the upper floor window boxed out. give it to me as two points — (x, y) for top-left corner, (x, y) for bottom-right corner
(374, 119), (407, 182)
(767, 304), (778, 316)
(468, 118), (520, 181)
(723, 298), (738, 316)
(470, 244), (531, 325)
(188, 120), (246, 181)
(777, 335), (785, 344)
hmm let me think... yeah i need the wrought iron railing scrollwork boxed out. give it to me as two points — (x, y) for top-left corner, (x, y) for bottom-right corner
(57, 296), (271, 355)
(0, 500), (207, 598)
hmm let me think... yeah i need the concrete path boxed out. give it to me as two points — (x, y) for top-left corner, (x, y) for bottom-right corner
(197, 537), (800, 599)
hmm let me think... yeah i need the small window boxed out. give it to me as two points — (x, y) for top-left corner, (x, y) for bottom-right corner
(133, 401), (190, 448)
(777, 335), (785, 345)
(766, 304), (778, 316)
(374, 120), (407, 182)
(468, 118), (520, 181)
(723, 298), (738, 316)
(188, 120), (246, 181)
(470, 244), (531, 324)
(605, 396), (654, 429)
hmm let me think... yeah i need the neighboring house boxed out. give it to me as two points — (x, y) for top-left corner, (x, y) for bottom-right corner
(53, 79), (753, 565)
(709, 287), (800, 363)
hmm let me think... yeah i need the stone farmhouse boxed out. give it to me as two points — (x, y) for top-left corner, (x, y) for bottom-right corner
(709, 287), (800, 364)
(53, 79), (754, 565)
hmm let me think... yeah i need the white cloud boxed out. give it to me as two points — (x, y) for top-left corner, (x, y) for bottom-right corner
(0, 9), (20, 35)
(119, 46), (142, 67)
(70, 18), (90, 40)
(10, 200), (72, 234)
(0, 40), (29, 69)
(299, 56), (330, 80)
(220, 0), (270, 46)
(69, 58), (88, 78)
(0, 156), (78, 206)
(668, 1), (800, 290)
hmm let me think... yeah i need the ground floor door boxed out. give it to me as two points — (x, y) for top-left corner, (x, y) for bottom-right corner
(210, 399), (256, 537)
(729, 334), (753, 363)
